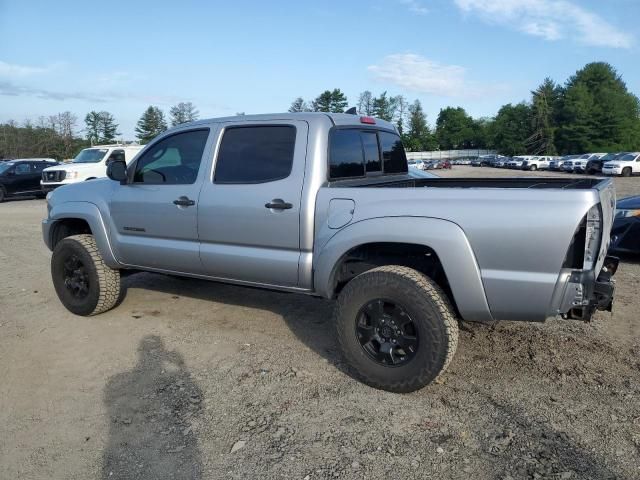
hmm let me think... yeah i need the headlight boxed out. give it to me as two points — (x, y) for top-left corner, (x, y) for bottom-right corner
(615, 209), (640, 218)
(66, 171), (79, 179)
(583, 205), (602, 270)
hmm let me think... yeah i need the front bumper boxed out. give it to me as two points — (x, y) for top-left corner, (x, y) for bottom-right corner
(602, 168), (620, 176)
(559, 256), (618, 321)
(41, 182), (66, 193)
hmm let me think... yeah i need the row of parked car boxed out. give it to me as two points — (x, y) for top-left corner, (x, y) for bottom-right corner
(408, 159), (452, 170)
(471, 152), (640, 176)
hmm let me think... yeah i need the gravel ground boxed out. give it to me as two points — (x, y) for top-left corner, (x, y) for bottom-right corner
(0, 167), (639, 480)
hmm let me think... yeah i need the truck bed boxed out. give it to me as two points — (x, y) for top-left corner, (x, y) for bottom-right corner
(336, 176), (607, 190)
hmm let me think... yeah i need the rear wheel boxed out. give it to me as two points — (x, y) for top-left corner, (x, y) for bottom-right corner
(0, 187), (5, 203)
(334, 265), (459, 393)
(622, 167), (632, 177)
(51, 234), (121, 316)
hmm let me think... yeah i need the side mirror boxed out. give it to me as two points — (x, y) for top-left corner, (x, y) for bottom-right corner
(107, 159), (128, 184)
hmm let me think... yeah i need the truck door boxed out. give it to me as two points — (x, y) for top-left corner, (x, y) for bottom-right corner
(197, 120), (308, 287)
(12, 162), (40, 194)
(108, 128), (212, 273)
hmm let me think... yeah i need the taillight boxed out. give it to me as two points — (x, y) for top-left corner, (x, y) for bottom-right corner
(360, 116), (376, 124)
(583, 204), (602, 270)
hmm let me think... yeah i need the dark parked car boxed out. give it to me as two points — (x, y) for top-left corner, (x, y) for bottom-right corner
(610, 195), (640, 254)
(586, 153), (622, 174)
(0, 158), (58, 202)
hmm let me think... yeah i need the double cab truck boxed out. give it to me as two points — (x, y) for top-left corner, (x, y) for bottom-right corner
(41, 144), (143, 192)
(42, 113), (618, 392)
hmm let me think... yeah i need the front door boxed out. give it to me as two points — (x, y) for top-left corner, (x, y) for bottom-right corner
(109, 128), (212, 273)
(198, 121), (308, 287)
(10, 162), (41, 195)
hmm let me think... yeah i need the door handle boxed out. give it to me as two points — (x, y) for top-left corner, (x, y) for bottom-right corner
(265, 199), (293, 210)
(173, 196), (195, 207)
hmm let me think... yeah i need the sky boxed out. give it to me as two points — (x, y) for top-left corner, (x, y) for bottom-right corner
(1, 0), (639, 139)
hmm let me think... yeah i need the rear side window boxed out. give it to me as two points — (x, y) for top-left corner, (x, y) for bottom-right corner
(379, 131), (408, 174)
(329, 130), (365, 179)
(329, 129), (407, 179)
(214, 126), (296, 184)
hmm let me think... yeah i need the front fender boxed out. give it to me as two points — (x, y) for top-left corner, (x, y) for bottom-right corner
(314, 216), (493, 322)
(42, 201), (119, 269)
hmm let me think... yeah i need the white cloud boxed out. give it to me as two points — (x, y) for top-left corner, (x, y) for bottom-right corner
(368, 53), (495, 98)
(454, 0), (633, 48)
(399, 0), (429, 15)
(0, 60), (53, 77)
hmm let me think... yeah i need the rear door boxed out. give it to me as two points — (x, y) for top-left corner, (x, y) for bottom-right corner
(197, 120), (308, 286)
(108, 128), (212, 273)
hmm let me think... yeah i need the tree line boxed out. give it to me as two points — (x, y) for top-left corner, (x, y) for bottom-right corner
(0, 102), (200, 160)
(1, 62), (638, 160)
(290, 62), (640, 155)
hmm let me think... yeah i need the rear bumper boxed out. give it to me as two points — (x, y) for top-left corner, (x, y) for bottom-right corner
(558, 256), (618, 321)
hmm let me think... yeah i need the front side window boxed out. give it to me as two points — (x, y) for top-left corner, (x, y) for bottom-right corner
(133, 129), (209, 184)
(214, 126), (296, 184)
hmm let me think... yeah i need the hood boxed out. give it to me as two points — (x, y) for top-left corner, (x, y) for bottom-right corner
(43, 162), (104, 172)
(616, 195), (640, 210)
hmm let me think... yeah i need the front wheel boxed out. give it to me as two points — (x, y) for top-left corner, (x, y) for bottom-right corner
(51, 234), (122, 316)
(530, 165), (537, 171)
(334, 265), (459, 393)
(622, 167), (632, 177)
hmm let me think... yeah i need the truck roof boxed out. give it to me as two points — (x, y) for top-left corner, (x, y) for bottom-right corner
(176, 112), (398, 132)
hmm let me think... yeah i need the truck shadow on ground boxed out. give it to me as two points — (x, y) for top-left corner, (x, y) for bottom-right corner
(120, 272), (350, 375)
(102, 334), (204, 480)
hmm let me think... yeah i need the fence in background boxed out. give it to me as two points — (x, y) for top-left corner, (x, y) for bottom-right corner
(406, 150), (497, 161)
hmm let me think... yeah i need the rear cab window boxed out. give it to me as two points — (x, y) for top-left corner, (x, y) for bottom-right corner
(328, 128), (408, 181)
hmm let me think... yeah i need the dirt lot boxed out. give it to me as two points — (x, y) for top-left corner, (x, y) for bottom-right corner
(1, 167), (639, 480)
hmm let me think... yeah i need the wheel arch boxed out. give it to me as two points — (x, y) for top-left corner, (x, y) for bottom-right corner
(314, 216), (493, 322)
(45, 201), (119, 268)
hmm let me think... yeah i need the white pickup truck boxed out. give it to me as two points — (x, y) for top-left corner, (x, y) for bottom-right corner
(41, 145), (143, 192)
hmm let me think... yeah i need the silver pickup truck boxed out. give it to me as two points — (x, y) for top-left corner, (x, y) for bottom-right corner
(42, 113), (618, 392)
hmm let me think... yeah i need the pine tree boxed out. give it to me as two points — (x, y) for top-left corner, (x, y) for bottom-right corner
(84, 111), (101, 145)
(169, 102), (199, 126)
(98, 111), (119, 143)
(526, 78), (560, 155)
(135, 106), (168, 143)
(403, 100), (435, 151)
(312, 89), (348, 113)
(329, 89), (348, 113)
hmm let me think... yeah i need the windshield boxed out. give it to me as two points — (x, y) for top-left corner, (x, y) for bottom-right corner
(618, 153), (638, 161)
(73, 148), (108, 164)
(600, 153), (616, 161)
(579, 154), (591, 159)
(0, 162), (14, 174)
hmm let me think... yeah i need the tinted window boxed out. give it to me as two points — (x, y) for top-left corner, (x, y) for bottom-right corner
(362, 131), (381, 173)
(32, 162), (49, 172)
(15, 163), (30, 175)
(379, 131), (408, 174)
(133, 129), (209, 184)
(214, 126), (296, 184)
(329, 129), (365, 179)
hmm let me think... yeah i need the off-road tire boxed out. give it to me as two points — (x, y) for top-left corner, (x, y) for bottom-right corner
(51, 234), (121, 316)
(622, 167), (631, 177)
(334, 265), (459, 393)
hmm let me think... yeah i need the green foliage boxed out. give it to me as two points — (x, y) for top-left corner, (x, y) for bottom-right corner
(556, 62), (640, 153)
(527, 78), (560, 155)
(435, 107), (478, 149)
(84, 111), (120, 144)
(312, 89), (348, 113)
(402, 100), (435, 151)
(169, 102), (199, 126)
(135, 106), (168, 143)
(490, 103), (532, 156)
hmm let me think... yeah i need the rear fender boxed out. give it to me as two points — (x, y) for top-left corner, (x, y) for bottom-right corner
(314, 216), (493, 322)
